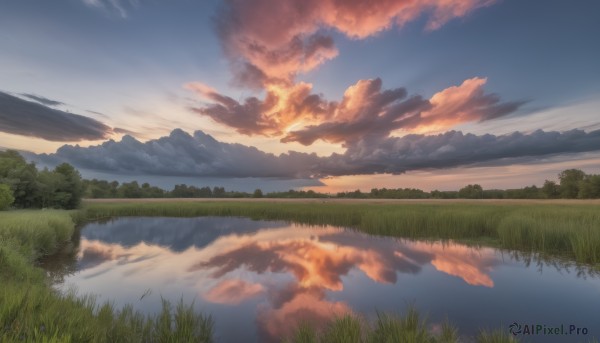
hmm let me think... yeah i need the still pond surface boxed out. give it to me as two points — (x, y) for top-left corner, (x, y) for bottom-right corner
(42, 217), (600, 342)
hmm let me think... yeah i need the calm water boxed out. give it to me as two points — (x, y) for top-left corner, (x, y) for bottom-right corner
(42, 217), (600, 342)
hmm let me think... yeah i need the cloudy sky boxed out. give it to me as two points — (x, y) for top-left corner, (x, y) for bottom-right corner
(1, 0), (599, 192)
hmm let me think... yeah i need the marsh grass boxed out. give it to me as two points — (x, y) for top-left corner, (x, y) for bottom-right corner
(83, 201), (600, 264)
(476, 329), (519, 343)
(284, 308), (513, 343)
(0, 282), (213, 343)
(2, 201), (599, 342)
(0, 210), (213, 343)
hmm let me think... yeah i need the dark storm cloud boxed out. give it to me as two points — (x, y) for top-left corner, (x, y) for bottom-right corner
(34, 129), (323, 178)
(29, 128), (600, 179)
(318, 129), (600, 176)
(0, 91), (112, 141)
(20, 93), (65, 106)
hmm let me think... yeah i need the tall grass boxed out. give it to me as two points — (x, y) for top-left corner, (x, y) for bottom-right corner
(2, 201), (599, 342)
(82, 201), (600, 264)
(0, 210), (75, 259)
(284, 308), (517, 343)
(0, 210), (213, 343)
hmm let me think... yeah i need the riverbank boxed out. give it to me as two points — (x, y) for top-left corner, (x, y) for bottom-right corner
(2, 200), (600, 342)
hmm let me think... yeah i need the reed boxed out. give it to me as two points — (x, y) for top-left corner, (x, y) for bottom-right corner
(2, 200), (599, 342)
(0, 210), (213, 343)
(284, 307), (473, 343)
(82, 201), (600, 264)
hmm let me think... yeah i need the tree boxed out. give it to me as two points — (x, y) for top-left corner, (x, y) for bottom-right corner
(212, 187), (226, 198)
(119, 181), (142, 198)
(458, 184), (483, 199)
(0, 184), (14, 210)
(253, 189), (263, 198)
(38, 168), (64, 208)
(558, 169), (586, 198)
(542, 180), (560, 199)
(53, 163), (83, 209)
(0, 150), (41, 208)
(578, 175), (600, 199)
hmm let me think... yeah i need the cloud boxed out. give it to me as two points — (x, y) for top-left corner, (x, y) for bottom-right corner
(189, 77), (524, 141)
(320, 129), (600, 176)
(190, 0), (500, 142)
(20, 93), (65, 106)
(0, 91), (112, 142)
(187, 81), (333, 136)
(29, 128), (600, 178)
(204, 279), (264, 305)
(34, 129), (323, 178)
(216, 0), (496, 86)
(284, 77), (526, 145)
(82, 0), (139, 18)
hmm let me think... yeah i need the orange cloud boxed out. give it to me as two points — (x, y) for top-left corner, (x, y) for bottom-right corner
(187, 0), (503, 140)
(204, 279), (264, 305)
(194, 238), (420, 291)
(280, 77), (524, 145)
(410, 241), (497, 287)
(218, 0), (497, 84)
(256, 287), (351, 341)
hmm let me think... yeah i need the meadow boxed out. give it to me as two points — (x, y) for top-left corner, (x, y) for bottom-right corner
(2, 199), (600, 342)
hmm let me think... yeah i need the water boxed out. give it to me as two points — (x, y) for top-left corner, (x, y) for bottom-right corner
(42, 217), (600, 342)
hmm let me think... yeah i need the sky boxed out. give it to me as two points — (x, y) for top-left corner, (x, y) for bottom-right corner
(1, 0), (599, 192)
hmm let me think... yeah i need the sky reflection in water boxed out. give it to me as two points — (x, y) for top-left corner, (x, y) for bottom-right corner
(49, 217), (600, 343)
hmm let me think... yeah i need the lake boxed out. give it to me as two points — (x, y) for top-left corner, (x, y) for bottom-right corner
(41, 217), (600, 342)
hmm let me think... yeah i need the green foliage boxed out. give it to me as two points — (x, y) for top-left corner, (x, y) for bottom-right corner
(0, 150), (83, 209)
(542, 180), (560, 199)
(252, 189), (263, 198)
(53, 163), (83, 209)
(118, 181), (143, 198)
(0, 183), (14, 210)
(83, 179), (120, 198)
(559, 169), (586, 198)
(458, 184), (483, 199)
(267, 189), (328, 198)
(578, 175), (600, 199)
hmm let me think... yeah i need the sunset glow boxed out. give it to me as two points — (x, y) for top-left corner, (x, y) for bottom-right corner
(1, 0), (599, 192)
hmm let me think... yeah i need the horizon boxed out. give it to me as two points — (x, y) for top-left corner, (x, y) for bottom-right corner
(1, 0), (599, 192)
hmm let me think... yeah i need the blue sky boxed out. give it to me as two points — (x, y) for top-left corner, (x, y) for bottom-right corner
(1, 0), (599, 191)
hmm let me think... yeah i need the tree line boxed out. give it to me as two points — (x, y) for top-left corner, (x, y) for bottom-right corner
(1, 149), (600, 210)
(0, 150), (83, 210)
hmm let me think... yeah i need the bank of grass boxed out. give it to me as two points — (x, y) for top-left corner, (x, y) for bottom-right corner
(283, 309), (516, 343)
(83, 200), (600, 265)
(0, 210), (213, 342)
(2, 200), (599, 342)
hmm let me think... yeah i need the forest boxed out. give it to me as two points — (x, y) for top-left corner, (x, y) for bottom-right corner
(1, 149), (600, 210)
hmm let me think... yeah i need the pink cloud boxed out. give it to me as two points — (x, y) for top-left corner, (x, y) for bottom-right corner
(187, 1), (506, 141)
(204, 279), (264, 305)
(281, 77), (524, 145)
(218, 0), (497, 84)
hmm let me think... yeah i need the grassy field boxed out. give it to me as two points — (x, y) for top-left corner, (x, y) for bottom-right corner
(0, 210), (213, 343)
(2, 199), (600, 342)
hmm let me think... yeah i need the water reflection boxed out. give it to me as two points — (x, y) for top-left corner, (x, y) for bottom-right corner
(45, 217), (600, 343)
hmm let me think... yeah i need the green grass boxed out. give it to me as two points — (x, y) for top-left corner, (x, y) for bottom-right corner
(284, 308), (517, 343)
(2, 200), (599, 342)
(0, 210), (213, 343)
(82, 201), (600, 264)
